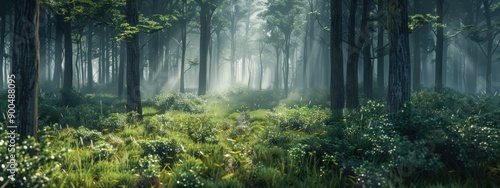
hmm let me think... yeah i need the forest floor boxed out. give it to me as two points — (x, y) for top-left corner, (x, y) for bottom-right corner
(1, 87), (500, 187)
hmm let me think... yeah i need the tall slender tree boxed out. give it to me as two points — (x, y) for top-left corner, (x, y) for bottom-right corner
(197, 0), (221, 96)
(12, 0), (40, 141)
(387, 0), (411, 114)
(87, 22), (94, 92)
(53, 14), (63, 88)
(412, 0), (421, 91)
(346, 0), (370, 108)
(0, 4), (6, 90)
(377, 0), (385, 91)
(62, 12), (73, 105)
(331, 0), (344, 112)
(435, 0), (444, 91)
(126, 0), (142, 117)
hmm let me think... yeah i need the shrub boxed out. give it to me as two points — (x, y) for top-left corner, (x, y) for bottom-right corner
(72, 126), (103, 146)
(92, 142), (116, 161)
(138, 139), (181, 168)
(271, 105), (331, 133)
(151, 92), (204, 113)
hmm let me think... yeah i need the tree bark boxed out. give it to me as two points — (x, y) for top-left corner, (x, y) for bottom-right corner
(0, 5), (6, 89)
(62, 13), (73, 105)
(118, 42), (125, 98)
(12, 0), (40, 141)
(259, 43), (264, 91)
(346, 0), (369, 108)
(126, 0), (142, 117)
(283, 33), (291, 97)
(87, 23), (93, 92)
(363, 39), (373, 99)
(180, 20), (187, 93)
(53, 14), (63, 88)
(435, 0), (444, 91)
(346, 0), (359, 109)
(274, 46), (280, 90)
(198, 1), (213, 96)
(331, 0), (344, 111)
(377, 0), (385, 91)
(483, 0), (493, 93)
(412, 0), (421, 91)
(387, 0), (411, 114)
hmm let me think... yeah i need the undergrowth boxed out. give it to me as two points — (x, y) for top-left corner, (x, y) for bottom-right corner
(0, 87), (498, 187)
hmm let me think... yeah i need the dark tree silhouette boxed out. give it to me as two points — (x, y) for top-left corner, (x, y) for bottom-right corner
(126, 0), (142, 117)
(387, 0), (411, 114)
(12, 0), (40, 141)
(331, 0), (344, 112)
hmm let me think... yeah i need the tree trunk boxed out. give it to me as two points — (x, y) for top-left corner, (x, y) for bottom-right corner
(483, 0), (493, 93)
(412, 0), (421, 91)
(435, 0), (444, 91)
(230, 24), (236, 84)
(347, 0), (369, 108)
(53, 14), (63, 88)
(118, 42), (125, 98)
(363, 39), (373, 99)
(331, 0), (344, 111)
(259, 44), (264, 90)
(180, 21), (187, 93)
(103, 28), (110, 84)
(0, 5), (6, 89)
(39, 8), (46, 84)
(274, 46), (280, 90)
(377, 0), (385, 91)
(284, 34), (291, 97)
(87, 23), (93, 91)
(12, 0), (40, 141)
(346, 0), (359, 109)
(99, 27), (104, 84)
(46, 13), (52, 82)
(198, 2), (212, 96)
(216, 29), (222, 86)
(387, 0), (411, 114)
(126, 0), (142, 117)
(62, 13), (73, 105)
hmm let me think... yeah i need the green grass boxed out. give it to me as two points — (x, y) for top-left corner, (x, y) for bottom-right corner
(0, 87), (499, 187)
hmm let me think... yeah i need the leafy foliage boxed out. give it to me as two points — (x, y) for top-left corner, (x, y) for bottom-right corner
(1, 89), (499, 187)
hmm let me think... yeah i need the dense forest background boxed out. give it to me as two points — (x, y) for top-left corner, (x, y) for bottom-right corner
(1, 0), (500, 187)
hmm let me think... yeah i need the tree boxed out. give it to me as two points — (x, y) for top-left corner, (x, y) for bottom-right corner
(222, 0), (245, 84)
(0, 4), (7, 90)
(331, 0), (344, 111)
(346, 0), (370, 108)
(126, 0), (142, 117)
(260, 0), (303, 97)
(481, 0), (497, 93)
(86, 22), (94, 92)
(179, 0), (196, 93)
(12, 0), (40, 141)
(412, 0), (421, 91)
(377, 0), (385, 91)
(435, 0), (444, 91)
(53, 14), (63, 88)
(387, 0), (411, 114)
(197, 0), (220, 96)
(61, 11), (74, 105)
(362, 0), (374, 99)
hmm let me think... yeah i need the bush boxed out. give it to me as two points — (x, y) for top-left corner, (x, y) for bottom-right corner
(138, 139), (181, 168)
(92, 142), (116, 161)
(270, 105), (331, 133)
(151, 92), (204, 113)
(72, 126), (103, 146)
